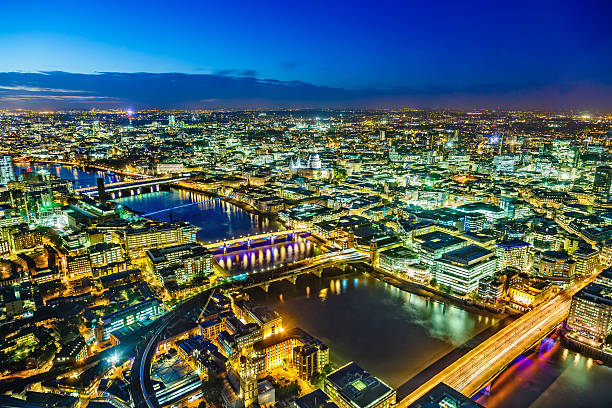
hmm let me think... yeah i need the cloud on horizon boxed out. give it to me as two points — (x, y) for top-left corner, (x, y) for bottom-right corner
(0, 71), (610, 111)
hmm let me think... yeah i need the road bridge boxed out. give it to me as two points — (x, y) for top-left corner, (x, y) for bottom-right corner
(397, 274), (598, 406)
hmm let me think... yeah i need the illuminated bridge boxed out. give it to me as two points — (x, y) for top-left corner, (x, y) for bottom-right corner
(203, 228), (311, 252)
(238, 248), (368, 292)
(398, 274), (598, 407)
(76, 176), (187, 198)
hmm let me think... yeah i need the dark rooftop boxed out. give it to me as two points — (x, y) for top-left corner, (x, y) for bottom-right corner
(326, 362), (394, 408)
(440, 245), (494, 266)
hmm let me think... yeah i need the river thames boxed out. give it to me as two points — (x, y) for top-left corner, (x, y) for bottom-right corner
(20, 164), (612, 407)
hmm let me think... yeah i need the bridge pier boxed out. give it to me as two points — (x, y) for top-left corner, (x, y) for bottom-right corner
(223, 245), (227, 254)
(261, 282), (270, 292)
(130, 188), (135, 196)
(247, 240), (252, 250)
(269, 236), (275, 244)
(312, 268), (323, 278)
(482, 383), (492, 396)
(111, 192), (116, 199)
(286, 275), (297, 285)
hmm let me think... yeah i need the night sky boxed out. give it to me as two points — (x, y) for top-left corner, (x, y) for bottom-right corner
(1, 0), (611, 109)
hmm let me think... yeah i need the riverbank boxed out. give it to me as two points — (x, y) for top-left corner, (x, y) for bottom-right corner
(562, 331), (612, 367)
(361, 263), (509, 317)
(169, 183), (287, 226)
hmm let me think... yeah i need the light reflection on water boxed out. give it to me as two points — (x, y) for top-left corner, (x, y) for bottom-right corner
(113, 189), (279, 242)
(15, 164), (121, 189)
(475, 333), (612, 408)
(215, 237), (318, 274)
(248, 273), (497, 388)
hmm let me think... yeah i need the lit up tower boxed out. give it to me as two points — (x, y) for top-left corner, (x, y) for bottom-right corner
(593, 166), (612, 199)
(92, 120), (100, 135)
(0, 155), (16, 186)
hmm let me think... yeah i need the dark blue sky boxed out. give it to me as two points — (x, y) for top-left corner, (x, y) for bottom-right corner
(1, 0), (611, 109)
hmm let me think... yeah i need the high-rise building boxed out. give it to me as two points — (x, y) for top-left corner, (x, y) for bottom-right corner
(0, 155), (16, 186)
(593, 165), (612, 199)
(496, 239), (530, 272)
(567, 283), (612, 344)
(96, 177), (107, 204)
(433, 244), (498, 294)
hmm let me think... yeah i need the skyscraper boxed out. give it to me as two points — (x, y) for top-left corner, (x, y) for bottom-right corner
(96, 177), (107, 204)
(593, 165), (612, 199)
(0, 156), (16, 186)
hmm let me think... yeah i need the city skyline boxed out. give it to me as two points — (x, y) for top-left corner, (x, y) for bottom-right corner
(3, 2), (612, 408)
(1, 0), (612, 109)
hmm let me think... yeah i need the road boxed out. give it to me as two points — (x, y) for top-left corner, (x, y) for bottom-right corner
(130, 290), (215, 408)
(398, 274), (597, 407)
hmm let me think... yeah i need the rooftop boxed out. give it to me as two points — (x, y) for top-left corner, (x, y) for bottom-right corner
(326, 362), (394, 408)
(440, 244), (494, 266)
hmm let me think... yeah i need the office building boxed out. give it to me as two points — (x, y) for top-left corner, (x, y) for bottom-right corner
(567, 283), (612, 344)
(478, 276), (504, 304)
(55, 336), (88, 364)
(593, 165), (612, 199)
(94, 298), (164, 341)
(156, 162), (184, 175)
(406, 382), (483, 408)
(534, 250), (576, 283)
(325, 362), (395, 408)
(146, 242), (213, 285)
(414, 231), (467, 267)
(496, 239), (530, 272)
(89, 242), (124, 268)
(572, 246), (599, 276)
(252, 328), (328, 376)
(65, 254), (93, 280)
(124, 221), (197, 259)
(433, 245), (498, 294)
(296, 389), (338, 408)
(0, 156), (16, 186)
(236, 301), (283, 339)
(378, 246), (418, 274)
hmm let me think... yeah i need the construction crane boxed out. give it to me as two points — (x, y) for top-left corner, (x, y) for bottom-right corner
(197, 288), (216, 322)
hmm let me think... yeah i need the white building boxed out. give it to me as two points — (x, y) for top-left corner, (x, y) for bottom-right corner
(433, 245), (498, 294)
(0, 156), (16, 186)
